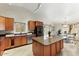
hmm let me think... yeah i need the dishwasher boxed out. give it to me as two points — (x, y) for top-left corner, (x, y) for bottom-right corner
(27, 33), (33, 44)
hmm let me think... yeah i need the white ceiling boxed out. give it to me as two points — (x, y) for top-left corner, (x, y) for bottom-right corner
(0, 3), (79, 24)
(35, 3), (79, 24)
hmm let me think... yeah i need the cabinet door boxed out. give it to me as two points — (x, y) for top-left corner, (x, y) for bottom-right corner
(5, 37), (11, 49)
(0, 37), (5, 55)
(0, 17), (5, 23)
(32, 41), (38, 56)
(21, 36), (27, 45)
(15, 36), (21, 46)
(36, 21), (43, 26)
(60, 40), (64, 49)
(0, 41), (1, 55)
(37, 43), (44, 56)
(28, 21), (35, 31)
(36, 21), (39, 26)
(56, 41), (61, 54)
(43, 45), (50, 56)
(51, 43), (56, 56)
(0, 16), (5, 30)
(5, 18), (14, 31)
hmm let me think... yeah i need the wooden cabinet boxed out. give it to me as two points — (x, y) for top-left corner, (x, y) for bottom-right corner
(37, 43), (44, 56)
(36, 21), (43, 26)
(14, 36), (21, 46)
(21, 36), (27, 45)
(0, 16), (14, 31)
(60, 40), (64, 49)
(15, 36), (27, 46)
(5, 37), (15, 49)
(0, 36), (28, 55)
(28, 21), (35, 31)
(43, 45), (50, 56)
(10, 37), (15, 47)
(5, 36), (28, 49)
(5, 17), (14, 31)
(32, 41), (44, 56)
(36, 21), (39, 26)
(28, 21), (43, 31)
(32, 40), (50, 56)
(0, 16), (5, 30)
(50, 43), (56, 56)
(0, 37), (5, 55)
(5, 37), (11, 49)
(0, 16), (5, 23)
(33, 39), (64, 56)
(32, 41), (38, 56)
(56, 41), (61, 54)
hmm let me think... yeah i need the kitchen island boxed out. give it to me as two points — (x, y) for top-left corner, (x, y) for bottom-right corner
(32, 36), (64, 56)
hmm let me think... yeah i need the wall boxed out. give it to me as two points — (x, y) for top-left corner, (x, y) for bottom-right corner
(53, 24), (63, 35)
(43, 23), (63, 36)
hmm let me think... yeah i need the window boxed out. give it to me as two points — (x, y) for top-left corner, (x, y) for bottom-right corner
(14, 22), (26, 33)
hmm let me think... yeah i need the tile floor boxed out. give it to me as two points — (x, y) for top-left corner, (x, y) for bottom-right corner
(2, 43), (79, 56)
(3, 44), (33, 56)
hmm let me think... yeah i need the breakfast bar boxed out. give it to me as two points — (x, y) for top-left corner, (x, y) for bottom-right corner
(32, 36), (64, 56)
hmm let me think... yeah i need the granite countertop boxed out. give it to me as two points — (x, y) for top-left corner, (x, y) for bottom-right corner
(33, 36), (63, 45)
(5, 32), (33, 37)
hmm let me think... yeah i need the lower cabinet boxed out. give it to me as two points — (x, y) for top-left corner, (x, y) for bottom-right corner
(0, 37), (5, 55)
(0, 36), (28, 55)
(14, 36), (21, 46)
(38, 43), (44, 56)
(33, 40), (64, 56)
(32, 41), (44, 56)
(43, 45), (50, 56)
(15, 36), (28, 46)
(5, 36), (28, 49)
(32, 40), (50, 56)
(11, 37), (15, 47)
(56, 41), (61, 54)
(50, 43), (56, 56)
(5, 37), (11, 49)
(21, 36), (27, 45)
(32, 41), (38, 56)
(60, 40), (63, 49)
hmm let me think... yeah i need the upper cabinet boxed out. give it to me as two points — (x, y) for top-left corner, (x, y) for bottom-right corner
(36, 21), (43, 26)
(0, 17), (5, 23)
(0, 17), (5, 30)
(0, 16), (14, 31)
(5, 17), (14, 31)
(28, 21), (35, 31)
(28, 20), (43, 31)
